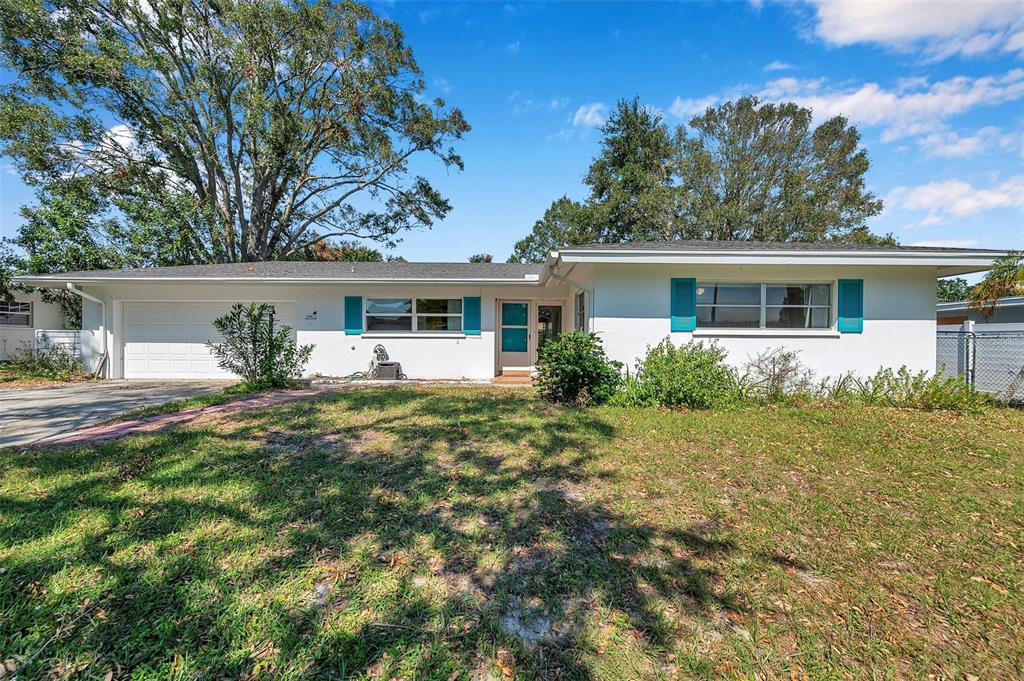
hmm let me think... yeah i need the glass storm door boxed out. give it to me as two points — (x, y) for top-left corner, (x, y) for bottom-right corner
(536, 305), (563, 354)
(499, 301), (531, 370)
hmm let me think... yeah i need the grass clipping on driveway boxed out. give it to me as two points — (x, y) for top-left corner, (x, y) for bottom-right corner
(1, 387), (1022, 679)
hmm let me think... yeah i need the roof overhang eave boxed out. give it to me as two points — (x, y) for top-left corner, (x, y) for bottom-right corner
(556, 249), (1004, 276)
(14, 275), (543, 287)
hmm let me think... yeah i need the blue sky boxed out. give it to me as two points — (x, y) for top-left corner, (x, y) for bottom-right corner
(1, 0), (1022, 264)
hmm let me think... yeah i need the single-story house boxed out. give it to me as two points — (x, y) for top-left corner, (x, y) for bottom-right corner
(937, 296), (1024, 326)
(15, 241), (1004, 382)
(0, 291), (67, 361)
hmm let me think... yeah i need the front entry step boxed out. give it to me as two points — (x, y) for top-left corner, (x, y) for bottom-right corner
(492, 370), (534, 386)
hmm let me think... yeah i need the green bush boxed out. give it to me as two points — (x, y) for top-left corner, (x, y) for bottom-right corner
(614, 338), (740, 409)
(535, 331), (622, 405)
(5, 342), (85, 381)
(847, 367), (989, 412)
(208, 303), (314, 389)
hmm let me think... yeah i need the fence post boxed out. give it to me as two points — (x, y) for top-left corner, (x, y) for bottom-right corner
(961, 320), (975, 387)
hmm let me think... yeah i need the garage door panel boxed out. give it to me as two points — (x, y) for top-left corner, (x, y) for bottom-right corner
(123, 302), (295, 379)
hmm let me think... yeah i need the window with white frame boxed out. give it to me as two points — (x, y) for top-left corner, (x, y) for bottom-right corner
(696, 283), (831, 329)
(365, 298), (463, 332)
(574, 291), (586, 331)
(0, 301), (31, 327)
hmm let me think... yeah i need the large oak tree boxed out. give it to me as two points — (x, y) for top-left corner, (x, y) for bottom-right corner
(511, 97), (890, 263)
(0, 0), (468, 265)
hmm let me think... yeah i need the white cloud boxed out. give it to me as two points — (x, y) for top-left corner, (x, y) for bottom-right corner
(547, 128), (576, 143)
(887, 175), (1024, 223)
(572, 102), (608, 128)
(104, 123), (137, 151)
(505, 40), (520, 55)
(756, 69), (1024, 141)
(801, 0), (1024, 60)
(509, 92), (571, 116)
(915, 126), (1005, 158)
(667, 95), (719, 119)
(999, 129), (1024, 156)
(910, 239), (980, 248)
(507, 90), (537, 115)
(764, 60), (794, 71)
(434, 77), (451, 94)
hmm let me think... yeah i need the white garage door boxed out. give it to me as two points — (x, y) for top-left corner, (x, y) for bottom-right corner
(123, 302), (296, 379)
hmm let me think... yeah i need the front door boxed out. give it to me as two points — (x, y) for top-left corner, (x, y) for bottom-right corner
(499, 301), (531, 370)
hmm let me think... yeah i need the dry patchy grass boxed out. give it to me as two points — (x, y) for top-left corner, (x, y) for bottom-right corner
(1, 387), (1022, 679)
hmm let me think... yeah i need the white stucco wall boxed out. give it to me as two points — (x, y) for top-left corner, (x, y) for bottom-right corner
(72, 263), (939, 382)
(0, 291), (66, 360)
(590, 263), (938, 379)
(78, 282), (569, 380)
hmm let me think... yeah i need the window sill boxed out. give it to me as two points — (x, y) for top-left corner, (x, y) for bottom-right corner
(692, 329), (841, 338)
(363, 332), (469, 339)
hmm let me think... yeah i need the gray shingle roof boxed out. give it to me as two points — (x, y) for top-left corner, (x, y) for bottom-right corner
(20, 260), (543, 282)
(559, 240), (1004, 253)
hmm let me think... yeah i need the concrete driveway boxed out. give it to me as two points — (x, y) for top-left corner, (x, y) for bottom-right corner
(0, 380), (234, 448)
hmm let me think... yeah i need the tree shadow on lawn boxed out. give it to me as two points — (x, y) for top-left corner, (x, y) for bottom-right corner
(2, 388), (743, 679)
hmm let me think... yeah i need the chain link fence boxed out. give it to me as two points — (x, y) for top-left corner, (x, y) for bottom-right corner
(937, 328), (1024, 403)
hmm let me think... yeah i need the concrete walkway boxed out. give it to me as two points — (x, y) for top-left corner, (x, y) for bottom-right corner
(32, 389), (323, 447)
(0, 380), (232, 448)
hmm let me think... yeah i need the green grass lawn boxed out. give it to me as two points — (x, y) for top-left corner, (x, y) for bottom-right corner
(2, 387), (1022, 679)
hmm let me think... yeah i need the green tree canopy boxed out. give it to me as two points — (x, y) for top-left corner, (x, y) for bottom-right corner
(468, 253), (493, 263)
(677, 97), (883, 242)
(937, 278), (972, 303)
(0, 0), (468, 265)
(510, 196), (596, 264)
(511, 96), (891, 263)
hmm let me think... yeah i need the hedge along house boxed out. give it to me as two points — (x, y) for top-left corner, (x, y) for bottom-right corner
(16, 241), (1004, 382)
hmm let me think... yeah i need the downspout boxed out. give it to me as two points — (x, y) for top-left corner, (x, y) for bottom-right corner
(544, 259), (595, 332)
(66, 283), (108, 378)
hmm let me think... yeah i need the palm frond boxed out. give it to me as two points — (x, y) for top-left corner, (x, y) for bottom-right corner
(968, 251), (1024, 317)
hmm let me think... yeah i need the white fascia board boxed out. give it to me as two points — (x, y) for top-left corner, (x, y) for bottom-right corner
(937, 295), (1024, 312)
(15, 275), (541, 286)
(556, 250), (1003, 272)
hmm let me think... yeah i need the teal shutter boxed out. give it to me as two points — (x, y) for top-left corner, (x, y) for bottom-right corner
(463, 297), (481, 335)
(670, 278), (697, 331)
(837, 279), (863, 333)
(344, 296), (362, 335)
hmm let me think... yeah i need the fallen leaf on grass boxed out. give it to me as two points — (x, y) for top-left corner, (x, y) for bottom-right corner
(969, 576), (1008, 594)
(496, 647), (515, 679)
(0, 659), (21, 679)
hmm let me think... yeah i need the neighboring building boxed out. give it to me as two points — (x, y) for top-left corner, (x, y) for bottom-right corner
(15, 241), (1003, 381)
(937, 296), (1024, 326)
(0, 291), (67, 360)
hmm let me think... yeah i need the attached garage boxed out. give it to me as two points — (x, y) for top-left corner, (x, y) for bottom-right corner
(122, 301), (296, 379)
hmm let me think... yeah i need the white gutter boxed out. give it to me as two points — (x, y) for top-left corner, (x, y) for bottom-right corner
(553, 250), (1003, 277)
(65, 283), (107, 378)
(938, 296), (1024, 312)
(543, 252), (595, 332)
(544, 259), (592, 295)
(17, 276), (541, 285)
(557, 247), (1007, 258)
